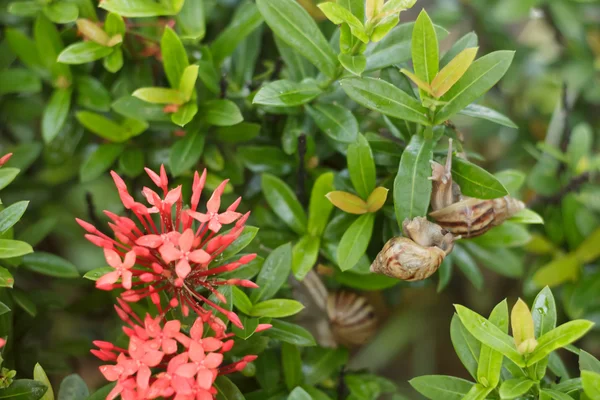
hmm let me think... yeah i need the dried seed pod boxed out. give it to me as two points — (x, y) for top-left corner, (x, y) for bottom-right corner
(370, 217), (454, 281)
(429, 196), (525, 238)
(326, 291), (378, 348)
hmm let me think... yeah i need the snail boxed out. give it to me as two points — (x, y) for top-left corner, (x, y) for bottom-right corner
(370, 217), (455, 281)
(291, 270), (379, 348)
(428, 139), (525, 238)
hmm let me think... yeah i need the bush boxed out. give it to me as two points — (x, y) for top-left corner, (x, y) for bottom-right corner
(0, 0), (598, 399)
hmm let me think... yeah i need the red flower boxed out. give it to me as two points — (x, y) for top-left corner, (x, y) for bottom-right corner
(77, 166), (258, 328)
(0, 153), (12, 167)
(92, 302), (266, 400)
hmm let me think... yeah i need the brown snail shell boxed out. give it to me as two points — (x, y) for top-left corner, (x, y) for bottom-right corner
(370, 217), (454, 281)
(429, 196), (525, 238)
(326, 291), (378, 348)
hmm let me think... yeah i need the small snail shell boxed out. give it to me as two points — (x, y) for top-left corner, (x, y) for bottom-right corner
(326, 291), (378, 348)
(370, 217), (454, 281)
(429, 196), (525, 238)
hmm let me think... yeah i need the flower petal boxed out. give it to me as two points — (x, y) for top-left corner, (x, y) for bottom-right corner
(159, 242), (181, 263)
(179, 229), (194, 253)
(188, 249), (210, 264)
(136, 235), (164, 248)
(104, 248), (122, 269)
(175, 259), (191, 279)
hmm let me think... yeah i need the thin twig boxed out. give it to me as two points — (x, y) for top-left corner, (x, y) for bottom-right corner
(297, 134), (307, 206)
(220, 74), (228, 99)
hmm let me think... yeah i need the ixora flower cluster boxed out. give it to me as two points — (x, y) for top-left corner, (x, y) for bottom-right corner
(77, 166), (268, 399)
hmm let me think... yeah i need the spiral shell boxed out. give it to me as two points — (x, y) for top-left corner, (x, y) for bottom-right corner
(326, 291), (378, 347)
(429, 196), (525, 238)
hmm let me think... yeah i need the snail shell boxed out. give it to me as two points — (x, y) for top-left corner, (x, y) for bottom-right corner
(326, 291), (378, 348)
(429, 196), (525, 238)
(370, 217), (454, 281)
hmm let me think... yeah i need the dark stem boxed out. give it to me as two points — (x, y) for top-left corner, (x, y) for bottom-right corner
(527, 172), (591, 208)
(220, 73), (227, 99)
(297, 134), (307, 207)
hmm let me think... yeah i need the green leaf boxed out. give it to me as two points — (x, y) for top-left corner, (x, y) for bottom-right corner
(76, 76), (111, 112)
(33, 364), (54, 400)
(477, 300), (508, 388)
(582, 371), (600, 399)
(0, 380), (48, 400)
(532, 286), (557, 338)
(463, 243), (523, 278)
(0, 168), (20, 191)
(118, 148), (145, 178)
(0, 69), (42, 95)
(256, 0), (338, 78)
(5, 28), (43, 72)
(210, 2), (263, 65)
(199, 100), (243, 126)
(43, 2), (78, 23)
(494, 169), (526, 195)
(412, 10), (438, 100)
(57, 375), (88, 400)
(8, 1), (43, 17)
(239, 146), (294, 176)
(336, 213), (374, 271)
(0, 201), (28, 234)
(85, 384), (116, 400)
(215, 376), (245, 400)
(499, 378), (534, 400)
(0, 267), (15, 288)
(254, 79), (321, 107)
(452, 245), (483, 290)
(41, 88), (72, 144)
(222, 226), (259, 259)
(532, 254), (579, 288)
(0, 239), (33, 259)
(103, 48), (123, 73)
(249, 299), (304, 318)
(455, 304), (525, 367)
(178, 65), (199, 102)
(58, 42), (113, 64)
(340, 77), (431, 125)
(508, 209), (543, 225)
(251, 242), (292, 302)
(318, 2), (367, 42)
(83, 267), (113, 281)
(261, 174), (307, 235)
(13, 289), (37, 317)
(440, 32), (478, 67)
(338, 53), (366, 76)
(169, 131), (205, 177)
(409, 375), (474, 400)
(76, 111), (129, 142)
(99, 0), (183, 17)
(470, 222), (531, 248)
(347, 134), (376, 199)
(450, 314), (480, 379)
(434, 51), (515, 124)
(34, 14), (71, 82)
(232, 287), (253, 315)
(292, 235), (320, 280)
(23, 252), (79, 278)
(527, 320), (594, 366)
(177, 0), (205, 41)
(307, 172), (335, 237)
(161, 26), (188, 88)
(264, 320), (316, 346)
(303, 347), (348, 385)
(282, 342), (303, 390)
(79, 144), (124, 183)
(306, 104), (358, 143)
(459, 104), (518, 129)
(132, 87), (186, 105)
(0, 301), (10, 316)
(394, 134), (434, 227)
(580, 350), (600, 373)
(288, 387), (311, 400)
(451, 157), (509, 199)
(215, 123), (261, 143)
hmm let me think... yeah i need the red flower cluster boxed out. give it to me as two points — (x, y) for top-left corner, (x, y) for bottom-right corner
(93, 299), (268, 400)
(77, 166), (258, 328)
(78, 166), (267, 399)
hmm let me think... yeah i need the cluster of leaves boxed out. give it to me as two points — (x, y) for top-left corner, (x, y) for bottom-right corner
(0, 0), (598, 398)
(411, 287), (597, 400)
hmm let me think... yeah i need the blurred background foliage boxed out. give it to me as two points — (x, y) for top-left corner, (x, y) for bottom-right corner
(0, 0), (599, 398)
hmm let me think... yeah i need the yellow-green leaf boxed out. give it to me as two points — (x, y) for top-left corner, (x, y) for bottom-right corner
(326, 191), (368, 214)
(366, 187), (388, 212)
(431, 47), (478, 98)
(400, 68), (434, 96)
(76, 19), (110, 46)
(178, 65), (199, 102)
(132, 87), (186, 105)
(34, 363), (55, 400)
(533, 254), (580, 288)
(511, 298), (536, 351)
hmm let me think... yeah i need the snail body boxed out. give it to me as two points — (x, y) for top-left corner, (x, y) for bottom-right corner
(370, 217), (454, 281)
(429, 196), (525, 238)
(326, 291), (378, 347)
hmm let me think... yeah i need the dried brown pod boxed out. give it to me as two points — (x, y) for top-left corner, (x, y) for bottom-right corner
(370, 217), (454, 281)
(428, 139), (525, 238)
